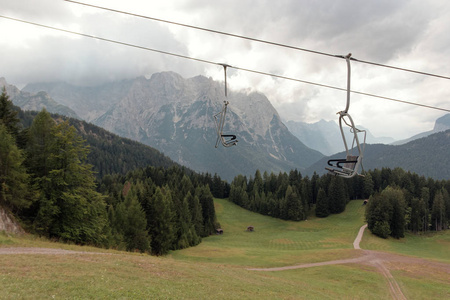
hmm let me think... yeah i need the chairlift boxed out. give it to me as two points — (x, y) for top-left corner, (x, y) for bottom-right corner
(214, 64), (238, 148)
(325, 53), (366, 178)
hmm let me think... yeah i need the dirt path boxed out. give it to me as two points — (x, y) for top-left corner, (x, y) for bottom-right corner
(353, 223), (367, 249)
(0, 247), (109, 255)
(248, 224), (414, 300)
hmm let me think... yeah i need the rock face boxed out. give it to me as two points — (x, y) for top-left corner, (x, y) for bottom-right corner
(433, 114), (450, 132)
(0, 206), (25, 235)
(93, 72), (323, 180)
(21, 72), (323, 181)
(1, 77), (78, 119)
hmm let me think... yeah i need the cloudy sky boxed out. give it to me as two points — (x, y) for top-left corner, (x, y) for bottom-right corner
(1, 0), (450, 140)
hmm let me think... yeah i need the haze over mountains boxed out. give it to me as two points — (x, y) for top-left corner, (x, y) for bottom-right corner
(285, 119), (395, 156)
(2, 73), (450, 181)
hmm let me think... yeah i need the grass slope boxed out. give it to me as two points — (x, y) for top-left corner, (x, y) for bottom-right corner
(1, 199), (449, 299)
(171, 199), (368, 267)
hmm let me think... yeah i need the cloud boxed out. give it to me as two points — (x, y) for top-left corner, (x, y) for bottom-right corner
(1, 0), (449, 139)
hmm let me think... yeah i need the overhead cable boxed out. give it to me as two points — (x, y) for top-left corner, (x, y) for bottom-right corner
(63, 0), (450, 81)
(1, 15), (449, 113)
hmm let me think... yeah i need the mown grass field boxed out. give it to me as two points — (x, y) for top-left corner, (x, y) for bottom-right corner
(1, 199), (449, 299)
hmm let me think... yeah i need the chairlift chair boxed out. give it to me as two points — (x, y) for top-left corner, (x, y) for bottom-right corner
(214, 64), (238, 148)
(325, 54), (366, 178)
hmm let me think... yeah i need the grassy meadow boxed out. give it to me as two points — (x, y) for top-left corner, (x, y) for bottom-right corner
(1, 199), (449, 299)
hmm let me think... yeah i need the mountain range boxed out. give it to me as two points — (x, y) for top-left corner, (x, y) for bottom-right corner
(285, 119), (395, 156)
(12, 74), (323, 181)
(3, 74), (450, 181)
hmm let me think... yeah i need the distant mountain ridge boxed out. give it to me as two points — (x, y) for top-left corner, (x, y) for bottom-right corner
(1, 78), (78, 119)
(392, 113), (450, 145)
(305, 129), (450, 180)
(285, 119), (395, 155)
(5, 73), (450, 181)
(23, 79), (134, 122)
(19, 73), (323, 181)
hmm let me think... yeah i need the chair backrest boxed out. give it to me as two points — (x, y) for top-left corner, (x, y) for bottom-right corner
(344, 155), (358, 170)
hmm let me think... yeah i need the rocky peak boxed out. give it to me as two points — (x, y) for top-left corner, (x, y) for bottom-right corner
(433, 114), (450, 132)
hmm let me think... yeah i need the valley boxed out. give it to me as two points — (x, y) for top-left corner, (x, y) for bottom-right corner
(1, 199), (448, 299)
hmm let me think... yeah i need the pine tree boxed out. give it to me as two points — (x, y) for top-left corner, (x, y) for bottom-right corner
(181, 194), (200, 247)
(285, 185), (302, 221)
(187, 192), (203, 238)
(328, 176), (346, 214)
(315, 188), (329, 218)
(0, 88), (20, 138)
(409, 197), (421, 233)
(0, 124), (35, 212)
(50, 122), (108, 244)
(196, 185), (217, 236)
(365, 192), (392, 238)
(420, 187), (430, 232)
(148, 187), (175, 255)
(123, 189), (150, 253)
(443, 188), (450, 230)
(386, 187), (406, 238)
(366, 186), (405, 239)
(26, 113), (108, 245)
(363, 173), (374, 199)
(25, 109), (56, 180)
(431, 191), (445, 231)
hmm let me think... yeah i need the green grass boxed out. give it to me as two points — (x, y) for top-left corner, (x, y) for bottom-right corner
(362, 228), (450, 262)
(171, 199), (368, 267)
(1, 199), (449, 299)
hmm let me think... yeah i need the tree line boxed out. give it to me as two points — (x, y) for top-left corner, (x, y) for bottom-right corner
(97, 167), (219, 255)
(0, 89), (222, 254)
(229, 167), (450, 238)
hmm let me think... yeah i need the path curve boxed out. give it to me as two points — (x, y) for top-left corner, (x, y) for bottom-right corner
(353, 224), (367, 249)
(0, 247), (109, 255)
(248, 224), (409, 300)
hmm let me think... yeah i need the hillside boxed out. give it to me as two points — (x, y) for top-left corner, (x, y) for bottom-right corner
(1, 199), (448, 299)
(16, 109), (183, 179)
(306, 129), (450, 180)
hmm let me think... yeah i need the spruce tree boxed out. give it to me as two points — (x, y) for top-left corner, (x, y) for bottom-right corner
(49, 121), (108, 245)
(188, 192), (204, 238)
(0, 124), (35, 212)
(315, 188), (329, 218)
(431, 191), (445, 231)
(123, 189), (150, 253)
(196, 185), (217, 237)
(420, 187), (430, 232)
(385, 187), (405, 238)
(363, 173), (374, 199)
(148, 187), (175, 255)
(0, 88), (20, 138)
(26, 113), (108, 245)
(285, 185), (302, 221)
(328, 176), (346, 214)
